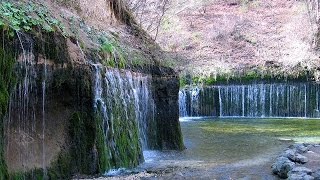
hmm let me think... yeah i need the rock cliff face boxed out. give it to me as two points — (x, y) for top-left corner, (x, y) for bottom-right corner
(0, 0), (184, 178)
(151, 70), (184, 150)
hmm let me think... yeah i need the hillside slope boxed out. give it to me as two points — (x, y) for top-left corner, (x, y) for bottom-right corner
(131, 0), (320, 82)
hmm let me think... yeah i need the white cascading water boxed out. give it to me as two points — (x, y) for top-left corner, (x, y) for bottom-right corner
(179, 83), (320, 118)
(190, 88), (200, 116)
(42, 56), (47, 178)
(6, 33), (38, 173)
(179, 91), (188, 117)
(127, 71), (155, 149)
(92, 64), (155, 153)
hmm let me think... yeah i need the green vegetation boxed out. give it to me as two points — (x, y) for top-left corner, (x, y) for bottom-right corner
(0, 31), (16, 180)
(103, 96), (142, 168)
(0, 1), (66, 35)
(95, 112), (110, 172)
(99, 37), (127, 69)
(159, 58), (177, 68)
(179, 76), (188, 88)
(69, 112), (96, 174)
(180, 69), (313, 88)
(93, 96), (144, 172)
(201, 118), (320, 143)
(0, 0), (180, 178)
(181, 118), (320, 164)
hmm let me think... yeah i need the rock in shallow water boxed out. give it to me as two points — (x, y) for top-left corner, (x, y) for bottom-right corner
(312, 169), (320, 180)
(288, 167), (314, 180)
(285, 149), (308, 164)
(295, 154), (309, 164)
(288, 173), (314, 180)
(285, 149), (297, 160)
(290, 167), (313, 175)
(296, 144), (310, 153)
(272, 156), (295, 178)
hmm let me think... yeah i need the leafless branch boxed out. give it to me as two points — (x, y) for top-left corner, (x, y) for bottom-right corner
(124, 0), (171, 40)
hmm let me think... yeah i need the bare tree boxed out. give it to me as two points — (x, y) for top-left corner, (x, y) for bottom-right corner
(124, 0), (171, 40)
(305, 0), (320, 22)
(305, 0), (320, 49)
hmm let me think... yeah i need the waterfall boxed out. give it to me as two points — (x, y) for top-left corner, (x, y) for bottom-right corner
(179, 83), (320, 118)
(42, 56), (47, 178)
(92, 64), (156, 169)
(190, 88), (200, 116)
(179, 91), (188, 117)
(6, 33), (39, 172)
(126, 71), (155, 149)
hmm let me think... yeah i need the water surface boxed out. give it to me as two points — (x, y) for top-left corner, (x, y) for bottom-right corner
(142, 117), (320, 179)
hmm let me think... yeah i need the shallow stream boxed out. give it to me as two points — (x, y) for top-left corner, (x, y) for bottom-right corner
(137, 117), (320, 179)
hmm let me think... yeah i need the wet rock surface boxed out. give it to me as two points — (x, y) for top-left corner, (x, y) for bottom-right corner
(272, 144), (320, 179)
(312, 169), (320, 180)
(272, 156), (295, 178)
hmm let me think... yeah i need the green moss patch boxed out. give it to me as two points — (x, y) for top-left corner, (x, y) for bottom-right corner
(201, 118), (320, 142)
(0, 31), (16, 180)
(180, 68), (313, 88)
(69, 112), (96, 174)
(0, 1), (66, 35)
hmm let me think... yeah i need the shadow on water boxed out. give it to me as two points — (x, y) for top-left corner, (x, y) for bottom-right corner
(140, 117), (320, 179)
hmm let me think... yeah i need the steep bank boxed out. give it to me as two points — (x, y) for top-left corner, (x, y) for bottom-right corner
(0, 0), (184, 178)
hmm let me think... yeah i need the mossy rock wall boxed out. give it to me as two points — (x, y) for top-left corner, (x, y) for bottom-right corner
(152, 75), (184, 150)
(133, 66), (185, 150)
(0, 30), (16, 180)
(1, 30), (99, 178)
(0, 29), (184, 178)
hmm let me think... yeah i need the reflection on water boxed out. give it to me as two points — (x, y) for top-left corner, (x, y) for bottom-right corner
(142, 118), (320, 171)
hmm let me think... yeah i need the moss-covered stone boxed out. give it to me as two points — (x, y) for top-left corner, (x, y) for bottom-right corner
(69, 112), (96, 174)
(94, 85), (143, 169)
(95, 112), (110, 172)
(152, 75), (185, 150)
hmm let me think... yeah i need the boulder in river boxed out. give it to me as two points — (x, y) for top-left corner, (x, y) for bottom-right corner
(272, 156), (295, 178)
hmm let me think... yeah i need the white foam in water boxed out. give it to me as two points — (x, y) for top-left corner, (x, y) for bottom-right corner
(179, 117), (214, 122)
(105, 168), (127, 177)
(143, 150), (159, 162)
(179, 117), (192, 122)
